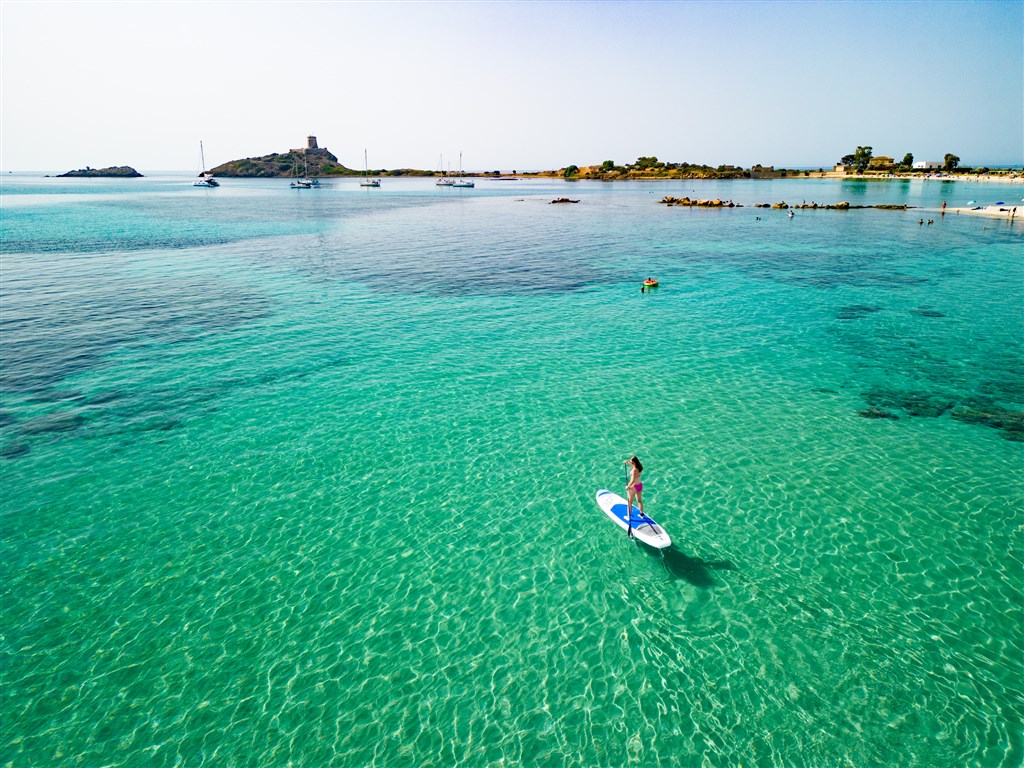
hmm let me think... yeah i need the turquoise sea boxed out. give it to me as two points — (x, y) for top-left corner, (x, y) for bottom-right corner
(1, 173), (1022, 767)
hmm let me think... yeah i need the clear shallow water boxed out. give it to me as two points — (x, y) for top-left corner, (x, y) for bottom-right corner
(1, 174), (1022, 767)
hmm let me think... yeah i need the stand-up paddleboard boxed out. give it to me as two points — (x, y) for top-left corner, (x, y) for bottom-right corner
(595, 489), (671, 549)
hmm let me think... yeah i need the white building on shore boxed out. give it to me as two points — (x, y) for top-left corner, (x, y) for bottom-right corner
(913, 160), (942, 170)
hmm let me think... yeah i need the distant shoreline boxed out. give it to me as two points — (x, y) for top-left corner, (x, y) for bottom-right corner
(531, 170), (1023, 184)
(16, 169), (1024, 186)
(818, 171), (1022, 185)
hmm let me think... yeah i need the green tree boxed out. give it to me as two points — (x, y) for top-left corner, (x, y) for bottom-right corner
(840, 154), (856, 166)
(634, 156), (660, 170)
(600, 160), (616, 172)
(900, 153), (914, 168)
(943, 153), (960, 171)
(563, 165), (579, 178)
(852, 146), (873, 173)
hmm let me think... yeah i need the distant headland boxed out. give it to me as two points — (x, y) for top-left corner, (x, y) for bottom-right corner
(54, 166), (143, 178)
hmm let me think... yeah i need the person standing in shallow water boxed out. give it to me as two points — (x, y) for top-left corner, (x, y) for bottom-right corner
(624, 456), (645, 524)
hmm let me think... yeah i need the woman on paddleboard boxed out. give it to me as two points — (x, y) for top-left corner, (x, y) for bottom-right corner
(624, 456), (644, 517)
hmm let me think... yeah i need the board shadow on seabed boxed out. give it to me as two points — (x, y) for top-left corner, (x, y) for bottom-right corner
(640, 543), (736, 589)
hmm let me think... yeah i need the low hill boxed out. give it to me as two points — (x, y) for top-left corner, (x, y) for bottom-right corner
(210, 148), (355, 178)
(56, 166), (143, 178)
(209, 148), (436, 178)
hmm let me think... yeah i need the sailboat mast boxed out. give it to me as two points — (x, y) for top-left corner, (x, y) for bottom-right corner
(199, 141), (206, 174)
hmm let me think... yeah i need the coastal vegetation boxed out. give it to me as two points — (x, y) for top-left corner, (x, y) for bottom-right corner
(55, 166), (142, 178)
(838, 146), (972, 175)
(839, 146), (875, 173)
(553, 152), (1015, 181)
(544, 157), (758, 180)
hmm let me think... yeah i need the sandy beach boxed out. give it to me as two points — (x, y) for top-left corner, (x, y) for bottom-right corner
(821, 171), (1023, 184)
(943, 204), (1021, 221)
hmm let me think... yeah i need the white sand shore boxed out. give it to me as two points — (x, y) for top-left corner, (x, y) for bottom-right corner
(822, 172), (1023, 184)
(944, 205), (1021, 221)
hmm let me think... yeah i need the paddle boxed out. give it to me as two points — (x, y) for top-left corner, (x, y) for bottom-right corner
(624, 461), (634, 539)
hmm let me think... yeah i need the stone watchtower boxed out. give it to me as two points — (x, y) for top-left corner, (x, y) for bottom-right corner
(294, 135), (329, 156)
(289, 135), (336, 171)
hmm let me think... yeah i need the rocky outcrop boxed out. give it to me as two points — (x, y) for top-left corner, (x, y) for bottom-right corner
(859, 387), (1023, 441)
(659, 196), (740, 207)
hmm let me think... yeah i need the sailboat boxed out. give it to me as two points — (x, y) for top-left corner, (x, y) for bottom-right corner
(452, 152), (474, 188)
(290, 150), (316, 188)
(360, 149), (381, 187)
(436, 153), (454, 186)
(193, 141), (219, 187)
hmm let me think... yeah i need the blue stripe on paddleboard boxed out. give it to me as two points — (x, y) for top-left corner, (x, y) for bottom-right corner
(610, 502), (655, 527)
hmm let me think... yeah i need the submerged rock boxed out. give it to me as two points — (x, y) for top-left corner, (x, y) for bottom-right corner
(19, 411), (86, 434)
(892, 395), (953, 418)
(978, 378), (1024, 402)
(837, 305), (883, 320)
(0, 442), (30, 459)
(860, 387), (1024, 439)
(952, 402), (1024, 433)
(858, 407), (899, 420)
(862, 387), (954, 418)
(88, 390), (128, 405)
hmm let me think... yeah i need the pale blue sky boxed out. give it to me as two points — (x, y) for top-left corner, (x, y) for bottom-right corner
(2, 0), (1021, 172)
